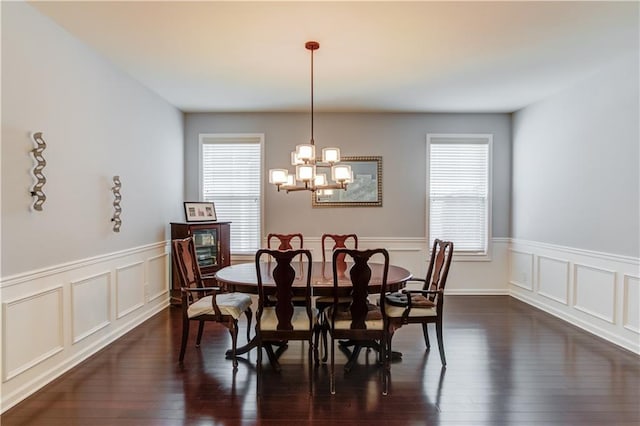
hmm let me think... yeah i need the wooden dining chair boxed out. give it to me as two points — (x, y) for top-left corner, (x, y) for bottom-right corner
(318, 233), (358, 361)
(265, 233), (305, 306)
(326, 248), (391, 395)
(254, 248), (319, 395)
(321, 233), (358, 263)
(267, 233), (304, 250)
(384, 239), (453, 365)
(171, 237), (253, 369)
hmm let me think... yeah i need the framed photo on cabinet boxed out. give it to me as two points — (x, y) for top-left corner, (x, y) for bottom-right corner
(183, 201), (217, 222)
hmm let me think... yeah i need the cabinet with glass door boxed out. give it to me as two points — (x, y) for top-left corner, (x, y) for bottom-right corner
(170, 221), (231, 305)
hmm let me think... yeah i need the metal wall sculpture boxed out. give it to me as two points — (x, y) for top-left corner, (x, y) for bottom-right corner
(30, 132), (47, 211)
(111, 175), (122, 232)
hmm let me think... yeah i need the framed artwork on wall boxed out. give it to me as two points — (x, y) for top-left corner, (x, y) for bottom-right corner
(312, 156), (383, 207)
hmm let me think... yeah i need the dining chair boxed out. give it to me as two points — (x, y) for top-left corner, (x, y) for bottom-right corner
(267, 233), (304, 250)
(318, 233), (358, 361)
(326, 248), (391, 395)
(254, 248), (319, 395)
(384, 239), (453, 365)
(321, 233), (358, 263)
(171, 237), (253, 369)
(266, 233), (305, 306)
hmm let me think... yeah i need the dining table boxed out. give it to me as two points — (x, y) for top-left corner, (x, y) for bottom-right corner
(215, 260), (412, 369)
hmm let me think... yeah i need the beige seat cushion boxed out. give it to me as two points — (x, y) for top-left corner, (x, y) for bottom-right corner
(259, 306), (319, 331)
(385, 292), (436, 308)
(187, 293), (252, 319)
(327, 304), (384, 330)
(385, 304), (437, 318)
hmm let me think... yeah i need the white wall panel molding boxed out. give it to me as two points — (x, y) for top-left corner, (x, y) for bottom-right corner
(0, 302), (166, 413)
(0, 243), (170, 413)
(510, 239), (640, 355)
(573, 264), (616, 324)
(70, 272), (111, 344)
(509, 250), (534, 291)
(147, 253), (169, 303)
(0, 241), (167, 288)
(115, 261), (145, 319)
(2, 287), (64, 381)
(537, 255), (570, 305)
(623, 274), (640, 334)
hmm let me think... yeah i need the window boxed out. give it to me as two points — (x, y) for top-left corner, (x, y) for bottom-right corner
(200, 134), (263, 255)
(427, 134), (492, 257)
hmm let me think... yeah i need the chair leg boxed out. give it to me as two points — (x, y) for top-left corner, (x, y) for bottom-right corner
(330, 335), (336, 395)
(321, 319), (329, 363)
(313, 325), (320, 366)
(229, 320), (239, 370)
(435, 319), (446, 366)
(179, 317), (189, 363)
(256, 339), (262, 396)
(245, 309), (253, 342)
(422, 323), (431, 349)
(308, 338), (314, 395)
(381, 334), (388, 396)
(195, 321), (205, 347)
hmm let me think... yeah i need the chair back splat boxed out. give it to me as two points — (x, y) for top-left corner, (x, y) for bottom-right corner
(267, 233), (304, 250)
(321, 233), (358, 263)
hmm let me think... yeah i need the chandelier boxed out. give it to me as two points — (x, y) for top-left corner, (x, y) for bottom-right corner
(268, 41), (352, 194)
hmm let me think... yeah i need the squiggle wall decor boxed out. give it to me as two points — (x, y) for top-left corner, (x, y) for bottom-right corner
(111, 175), (122, 232)
(30, 132), (47, 211)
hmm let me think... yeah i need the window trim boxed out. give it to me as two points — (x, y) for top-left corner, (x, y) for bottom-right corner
(426, 133), (493, 261)
(198, 133), (265, 257)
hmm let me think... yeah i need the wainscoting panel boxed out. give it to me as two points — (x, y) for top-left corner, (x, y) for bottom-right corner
(537, 256), (569, 305)
(0, 242), (170, 413)
(115, 261), (145, 319)
(2, 287), (63, 381)
(573, 264), (616, 323)
(623, 275), (640, 333)
(509, 250), (534, 291)
(70, 272), (111, 344)
(147, 253), (168, 302)
(510, 239), (639, 354)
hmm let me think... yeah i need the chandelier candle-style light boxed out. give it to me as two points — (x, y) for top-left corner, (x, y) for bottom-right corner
(269, 41), (352, 194)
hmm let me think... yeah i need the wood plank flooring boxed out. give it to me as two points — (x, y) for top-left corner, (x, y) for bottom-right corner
(2, 296), (638, 425)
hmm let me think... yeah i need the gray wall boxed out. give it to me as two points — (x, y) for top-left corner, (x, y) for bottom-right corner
(512, 53), (639, 257)
(185, 112), (511, 239)
(1, 2), (185, 276)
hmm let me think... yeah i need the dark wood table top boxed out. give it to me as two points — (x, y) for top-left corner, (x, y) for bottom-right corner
(215, 261), (412, 297)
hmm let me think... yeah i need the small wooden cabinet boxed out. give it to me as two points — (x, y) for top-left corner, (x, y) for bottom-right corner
(170, 221), (231, 305)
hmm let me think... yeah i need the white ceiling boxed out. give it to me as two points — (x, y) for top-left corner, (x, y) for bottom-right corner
(29, 1), (638, 113)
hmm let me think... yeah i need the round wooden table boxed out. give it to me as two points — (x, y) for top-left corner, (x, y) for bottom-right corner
(215, 261), (412, 364)
(215, 261), (412, 296)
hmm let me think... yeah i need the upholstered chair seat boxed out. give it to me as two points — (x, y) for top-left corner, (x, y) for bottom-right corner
(188, 293), (253, 319)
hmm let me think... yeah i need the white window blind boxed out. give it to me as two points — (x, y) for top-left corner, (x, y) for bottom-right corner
(201, 137), (262, 255)
(428, 135), (491, 255)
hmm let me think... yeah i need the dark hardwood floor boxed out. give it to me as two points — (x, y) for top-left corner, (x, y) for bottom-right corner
(2, 296), (638, 425)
